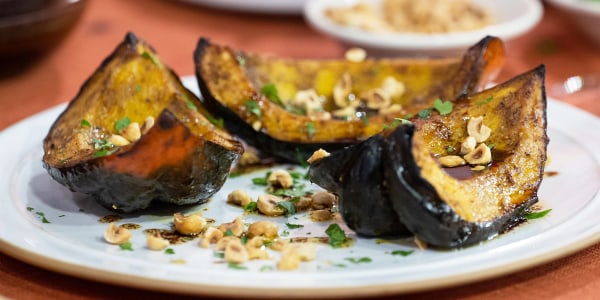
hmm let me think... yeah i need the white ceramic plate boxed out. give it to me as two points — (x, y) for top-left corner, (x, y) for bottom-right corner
(177, 0), (306, 14)
(1, 77), (600, 298)
(304, 0), (544, 57)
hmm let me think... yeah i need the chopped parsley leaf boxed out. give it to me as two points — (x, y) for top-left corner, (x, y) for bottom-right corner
(214, 251), (225, 259)
(228, 263), (247, 270)
(119, 241), (133, 251)
(417, 108), (432, 119)
(259, 265), (274, 272)
(114, 117), (131, 132)
(391, 250), (414, 257)
(141, 51), (159, 65)
(325, 224), (347, 248)
(246, 99), (261, 118)
(27, 207), (34, 212)
(306, 121), (316, 137)
(165, 248), (175, 255)
(244, 202), (258, 212)
(525, 208), (552, 220)
(224, 229), (234, 236)
(286, 223), (304, 229)
(80, 119), (91, 128)
(447, 145), (456, 153)
(345, 257), (372, 264)
(383, 117), (411, 130)
(261, 83), (284, 106)
(277, 201), (297, 217)
(477, 96), (494, 105)
(433, 98), (453, 116)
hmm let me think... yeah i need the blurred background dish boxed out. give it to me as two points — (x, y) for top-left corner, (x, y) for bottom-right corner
(0, 0), (87, 76)
(546, 0), (600, 48)
(177, 0), (306, 14)
(304, 0), (543, 57)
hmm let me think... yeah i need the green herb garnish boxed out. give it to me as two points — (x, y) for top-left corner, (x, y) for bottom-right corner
(525, 209), (552, 220)
(477, 96), (494, 105)
(165, 248), (175, 255)
(286, 223), (304, 229)
(261, 83), (284, 106)
(325, 224), (347, 248)
(281, 230), (290, 237)
(114, 117), (131, 132)
(259, 265), (274, 272)
(228, 263), (247, 270)
(345, 257), (372, 264)
(80, 119), (91, 128)
(417, 108), (432, 119)
(93, 148), (119, 158)
(277, 201), (296, 217)
(119, 241), (133, 251)
(433, 98), (453, 116)
(244, 201), (258, 212)
(487, 143), (496, 150)
(27, 207), (34, 212)
(306, 121), (316, 137)
(383, 117), (411, 130)
(214, 251), (225, 259)
(246, 99), (262, 118)
(141, 51), (159, 65)
(391, 250), (414, 257)
(446, 145), (456, 153)
(34, 211), (50, 223)
(224, 229), (234, 236)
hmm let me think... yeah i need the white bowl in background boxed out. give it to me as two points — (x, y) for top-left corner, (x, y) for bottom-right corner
(304, 0), (544, 57)
(546, 0), (600, 48)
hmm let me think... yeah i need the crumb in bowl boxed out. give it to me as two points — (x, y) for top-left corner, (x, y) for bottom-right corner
(325, 0), (493, 34)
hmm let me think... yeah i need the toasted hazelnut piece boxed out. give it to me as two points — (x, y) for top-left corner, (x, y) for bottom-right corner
(215, 236), (240, 251)
(293, 196), (313, 211)
(269, 238), (289, 251)
(267, 169), (294, 189)
(252, 120), (262, 131)
(438, 155), (466, 168)
(247, 220), (279, 239)
(363, 88), (391, 110)
(199, 226), (224, 248)
(307, 109), (332, 121)
(471, 165), (487, 171)
(381, 76), (405, 99)
(277, 252), (301, 271)
(120, 122), (141, 142)
(173, 212), (206, 235)
(464, 143), (492, 165)
(460, 136), (477, 155)
(291, 89), (324, 114)
(414, 237), (428, 250)
(310, 209), (333, 221)
(227, 190), (252, 207)
(379, 103), (404, 115)
(307, 148), (330, 164)
(245, 236), (270, 260)
(283, 243), (317, 262)
(467, 116), (491, 143)
(104, 222), (131, 245)
(257, 194), (286, 216)
(345, 47), (367, 62)
(147, 232), (169, 250)
(109, 134), (130, 147)
(238, 151), (260, 166)
(218, 216), (245, 237)
(224, 239), (249, 264)
(332, 106), (356, 119)
(333, 73), (356, 108)
(311, 191), (337, 210)
(140, 116), (155, 135)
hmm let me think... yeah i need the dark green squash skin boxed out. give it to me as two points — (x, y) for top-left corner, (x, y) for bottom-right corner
(308, 134), (411, 237)
(44, 109), (240, 213)
(194, 36), (504, 164)
(382, 125), (537, 248)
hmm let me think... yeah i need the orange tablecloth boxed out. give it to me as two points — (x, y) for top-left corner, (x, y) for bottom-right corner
(1, 1), (599, 299)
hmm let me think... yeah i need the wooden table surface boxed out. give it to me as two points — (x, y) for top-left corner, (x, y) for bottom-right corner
(1, 1), (599, 299)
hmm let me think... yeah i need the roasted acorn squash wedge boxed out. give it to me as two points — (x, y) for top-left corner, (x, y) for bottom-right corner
(43, 32), (243, 212)
(309, 66), (548, 247)
(194, 36), (505, 163)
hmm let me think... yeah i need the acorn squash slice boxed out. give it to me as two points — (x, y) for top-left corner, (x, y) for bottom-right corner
(309, 66), (548, 247)
(194, 36), (505, 163)
(42, 32), (243, 212)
